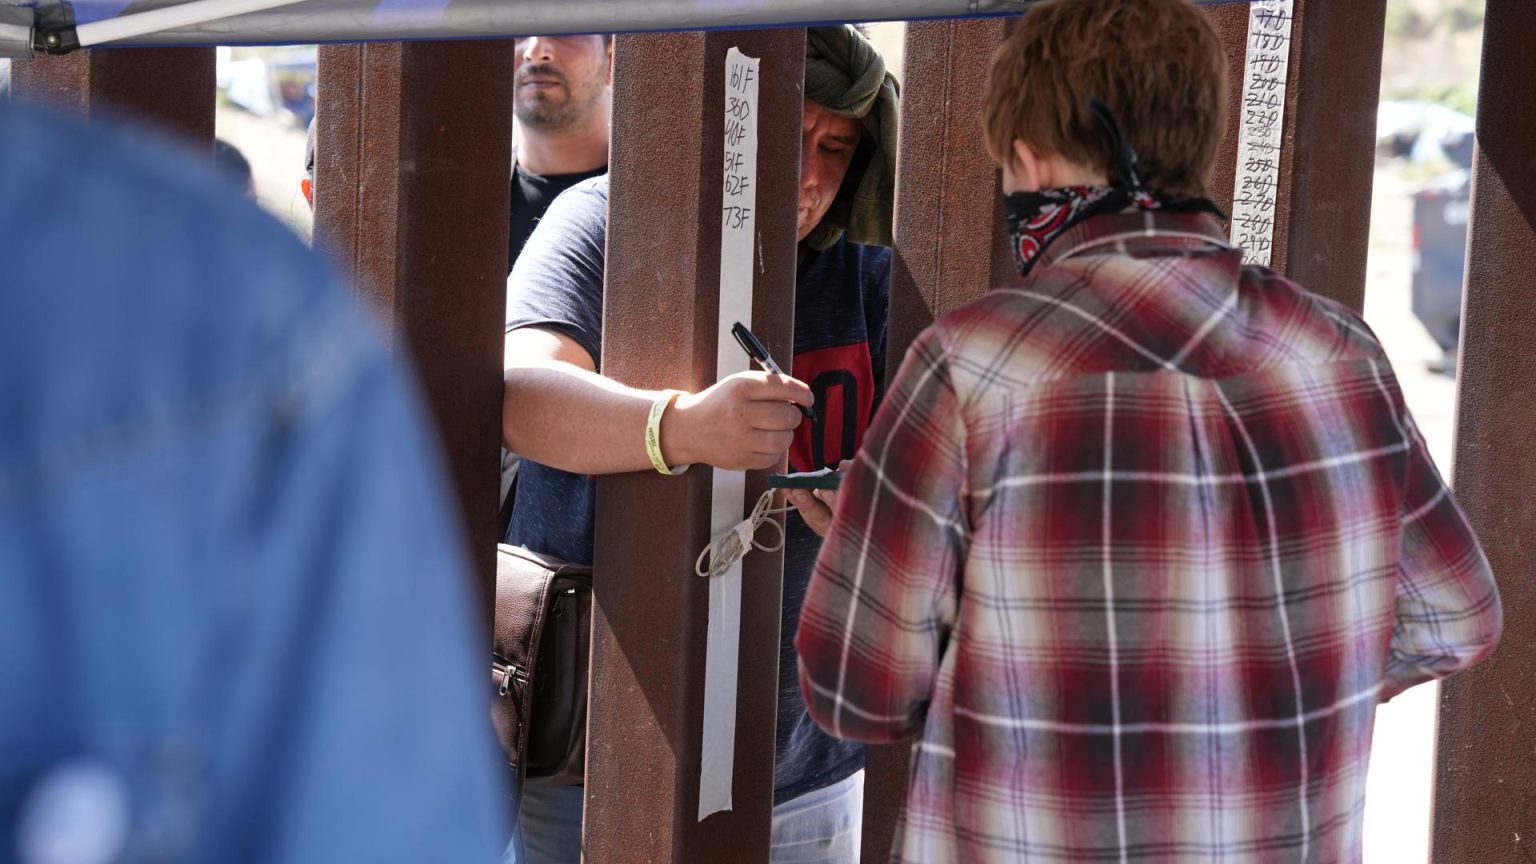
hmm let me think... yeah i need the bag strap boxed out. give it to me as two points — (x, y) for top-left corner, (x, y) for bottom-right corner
(498, 470), (517, 540)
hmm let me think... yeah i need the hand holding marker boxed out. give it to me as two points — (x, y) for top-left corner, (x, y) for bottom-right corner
(731, 322), (816, 422)
(729, 321), (843, 529)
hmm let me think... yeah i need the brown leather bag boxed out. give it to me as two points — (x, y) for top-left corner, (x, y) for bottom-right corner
(491, 544), (592, 786)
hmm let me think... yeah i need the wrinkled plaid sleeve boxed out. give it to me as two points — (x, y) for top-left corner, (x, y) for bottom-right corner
(1384, 411), (1502, 700)
(797, 329), (969, 743)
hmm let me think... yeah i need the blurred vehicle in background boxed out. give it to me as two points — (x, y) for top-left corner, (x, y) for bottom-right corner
(1411, 169), (1470, 374)
(1379, 100), (1476, 166)
(1380, 99), (1476, 375)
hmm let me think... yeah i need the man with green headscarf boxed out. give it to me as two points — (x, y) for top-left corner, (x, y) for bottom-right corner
(498, 24), (898, 864)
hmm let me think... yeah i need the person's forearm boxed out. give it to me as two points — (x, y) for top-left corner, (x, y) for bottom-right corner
(502, 361), (684, 475)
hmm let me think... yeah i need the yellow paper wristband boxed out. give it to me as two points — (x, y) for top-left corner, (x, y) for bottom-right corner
(646, 390), (689, 476)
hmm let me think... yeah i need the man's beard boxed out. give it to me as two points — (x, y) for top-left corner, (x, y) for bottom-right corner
(515, 93), (578, 127)
(514, 65), (595, 129)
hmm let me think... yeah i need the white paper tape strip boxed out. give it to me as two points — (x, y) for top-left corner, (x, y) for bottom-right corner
(1230, 0), (1295, 267)
(699, 46), (761, 822)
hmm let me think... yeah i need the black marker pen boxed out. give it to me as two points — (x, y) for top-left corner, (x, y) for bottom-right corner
(730, 321), (817, 422)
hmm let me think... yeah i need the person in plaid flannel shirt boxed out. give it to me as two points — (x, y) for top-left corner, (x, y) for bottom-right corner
(795, 1), (1503, 861)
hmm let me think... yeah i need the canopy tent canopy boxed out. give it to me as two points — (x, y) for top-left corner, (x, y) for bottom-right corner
(0, 0), (1045, 56)
(0, 0), (1254, 57)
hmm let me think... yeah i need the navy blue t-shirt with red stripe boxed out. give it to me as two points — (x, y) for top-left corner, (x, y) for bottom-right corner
(505, 174), (888, 804)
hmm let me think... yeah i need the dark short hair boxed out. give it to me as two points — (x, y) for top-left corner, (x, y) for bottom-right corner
(983, 0), (1228, 197)
(214, 138), (254, 191)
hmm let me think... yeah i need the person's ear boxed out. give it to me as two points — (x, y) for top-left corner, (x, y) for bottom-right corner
(1000, 139), (1043, 194)
(1011, 139), (1048, 191)
(605, 40), (614, 85)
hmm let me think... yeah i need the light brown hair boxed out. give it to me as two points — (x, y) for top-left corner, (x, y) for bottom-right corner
(983, 0), (1228, 198)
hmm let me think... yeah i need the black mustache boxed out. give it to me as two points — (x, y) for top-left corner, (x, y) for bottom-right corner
(517, 64), (566, 86)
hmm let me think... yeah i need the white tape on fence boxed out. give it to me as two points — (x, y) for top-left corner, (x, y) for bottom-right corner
(699, 45), (761, 822)
(1231, 0), (1295, 267)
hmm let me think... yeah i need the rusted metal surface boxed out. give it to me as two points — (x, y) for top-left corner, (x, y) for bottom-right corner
(864, 18), (1015, 864)
(1432, 1), (1536, 860)
(10, 48), (214, 144)
(1204, 1), (1385, 313)
(588, 29), (805, 863)
(1270, 0), (1386, 313)
(315, 44), (401, 344)
(9, 51), (91, 114)
(860, 742), (911, 864)
(314, 41), (513, 617)
(885, 19), (1014, 361)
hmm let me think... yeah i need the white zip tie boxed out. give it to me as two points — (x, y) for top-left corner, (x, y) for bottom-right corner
(695, 489), (790, 578)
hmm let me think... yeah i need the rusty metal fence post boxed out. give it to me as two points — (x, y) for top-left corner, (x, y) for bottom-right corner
(11, 48), (214, 145)
(314, 41), (514, 614)
(1206, 0), (1387, 313)
(865, 18), (1015, 863)
(586, 29), (805, 863)
(885, 19), (1014, 362)
(1273, 0), (1387, 313)
(1431, 2), (1536, 860)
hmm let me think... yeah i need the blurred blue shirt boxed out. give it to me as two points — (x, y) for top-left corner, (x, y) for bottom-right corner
(0, 103), (507, 863)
